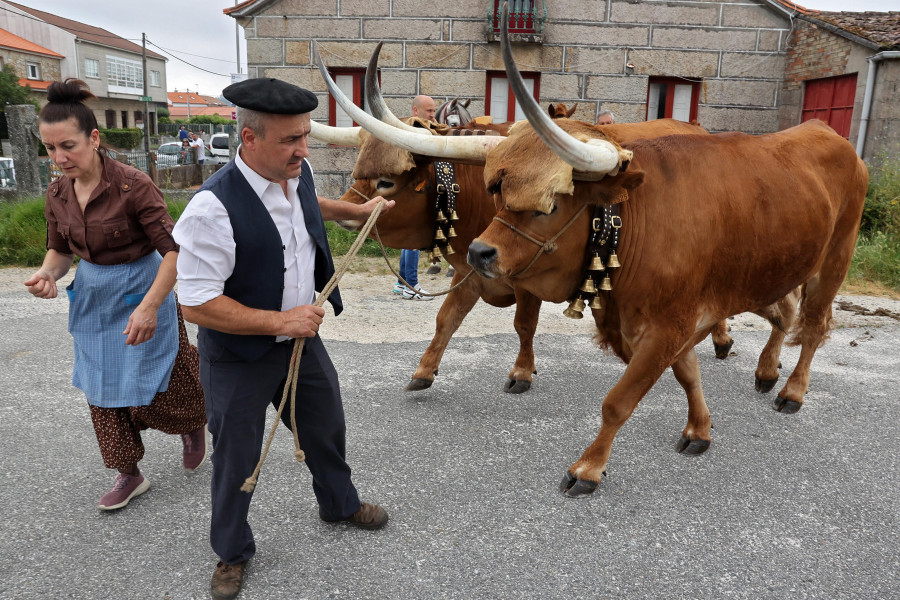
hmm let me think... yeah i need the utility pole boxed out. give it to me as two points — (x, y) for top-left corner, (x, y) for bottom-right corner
(186, 87), (191, 122)
(141, 33), (150, 153)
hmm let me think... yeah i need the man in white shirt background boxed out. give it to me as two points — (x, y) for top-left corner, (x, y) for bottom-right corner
(172, 78), (394, 600)
(189, 131), (207, 164)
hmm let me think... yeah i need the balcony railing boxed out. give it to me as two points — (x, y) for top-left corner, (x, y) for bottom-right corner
(488, 0), (547, 42)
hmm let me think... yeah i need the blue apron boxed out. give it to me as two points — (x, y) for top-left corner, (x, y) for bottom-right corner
(66, 251), (178, 408)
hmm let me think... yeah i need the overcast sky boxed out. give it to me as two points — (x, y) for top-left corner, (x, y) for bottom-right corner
(9, 0), (899, 98)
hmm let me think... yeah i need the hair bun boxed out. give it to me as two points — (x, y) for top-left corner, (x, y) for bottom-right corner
(46, 79), (95, 105)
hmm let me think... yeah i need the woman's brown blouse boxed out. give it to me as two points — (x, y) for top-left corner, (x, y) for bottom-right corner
(45, 153), (178, 265)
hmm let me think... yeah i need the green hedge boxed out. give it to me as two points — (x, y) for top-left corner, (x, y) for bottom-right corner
(100, 128), (143, 150)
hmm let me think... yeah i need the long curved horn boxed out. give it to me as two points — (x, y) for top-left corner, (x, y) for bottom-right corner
(313, 41), (502, 162)
(309, 120), (361, 147)
(364, 42), (420, 133)
(499, 3), (625, 175)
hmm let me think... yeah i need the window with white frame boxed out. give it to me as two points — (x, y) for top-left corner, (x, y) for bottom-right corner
(84, 58), (99, 78)
(26, 63), (40, 80)
(149, 70), (160, 87)
(106, 55), (143, 94)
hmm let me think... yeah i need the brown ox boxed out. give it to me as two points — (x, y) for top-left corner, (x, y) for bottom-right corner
(467, 117), (867, 496)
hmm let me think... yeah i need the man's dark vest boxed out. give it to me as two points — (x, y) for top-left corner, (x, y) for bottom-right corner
(196, 159), (342, 362)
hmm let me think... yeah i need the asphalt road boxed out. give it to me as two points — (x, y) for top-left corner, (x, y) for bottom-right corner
(1, 271), (898, 600)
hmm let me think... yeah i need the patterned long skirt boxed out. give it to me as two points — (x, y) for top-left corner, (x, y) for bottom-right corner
(89, 304), (206, 470)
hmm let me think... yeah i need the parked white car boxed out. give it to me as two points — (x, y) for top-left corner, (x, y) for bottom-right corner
(155, 142), (185, 167)
(208, 133), (231, 165)
(0, 157), (15, 188)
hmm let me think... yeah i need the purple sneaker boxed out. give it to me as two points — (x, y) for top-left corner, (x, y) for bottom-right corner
(182, 425), (209, 471)
(98, 473), (150, 511)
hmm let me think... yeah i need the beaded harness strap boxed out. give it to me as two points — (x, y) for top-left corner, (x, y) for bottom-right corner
(563, 194), (625, 319)
(429, 161), (460, 261)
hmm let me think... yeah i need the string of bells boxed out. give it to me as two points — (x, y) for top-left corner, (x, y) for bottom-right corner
(563, 250), (620, 319)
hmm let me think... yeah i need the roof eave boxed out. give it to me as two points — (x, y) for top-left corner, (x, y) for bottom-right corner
(224, 0), (280, 18)
(798, 14), (883, 51)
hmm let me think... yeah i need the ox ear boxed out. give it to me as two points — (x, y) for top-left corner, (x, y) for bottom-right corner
(575, 170), (644, 206)
(547, 103), (557, 118)
(565, 103), (577, 118)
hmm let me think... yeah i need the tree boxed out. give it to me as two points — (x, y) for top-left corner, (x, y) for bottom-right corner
(0, 65), (39, 155)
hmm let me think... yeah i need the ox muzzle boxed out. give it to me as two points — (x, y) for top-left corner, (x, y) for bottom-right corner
(467, 240), (499, 279)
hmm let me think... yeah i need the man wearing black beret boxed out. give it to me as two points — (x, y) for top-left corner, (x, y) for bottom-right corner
(172, 78), (395, 600)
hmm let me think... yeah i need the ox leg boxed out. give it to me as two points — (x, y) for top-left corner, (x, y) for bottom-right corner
(504, 289), (541, 394)
(710, 320), (734, 360)
(754, 289), (800, 393)
(561, 346), (673, 498)
(671, 349), (712, 455)
(774, 277), (836, 413)
(407, 272), (482, 391)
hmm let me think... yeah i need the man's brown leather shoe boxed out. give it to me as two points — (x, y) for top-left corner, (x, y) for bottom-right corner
(210, 560), (247, 600)
(319, 501), (389, 530)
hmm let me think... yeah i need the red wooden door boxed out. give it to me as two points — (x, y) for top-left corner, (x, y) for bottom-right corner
(802, 74), (857, 138)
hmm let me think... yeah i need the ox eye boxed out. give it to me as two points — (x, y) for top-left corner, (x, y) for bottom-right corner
(376, 180), (395, 190)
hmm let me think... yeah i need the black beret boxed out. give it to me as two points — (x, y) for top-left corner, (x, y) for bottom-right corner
(223, 78), (318, 114)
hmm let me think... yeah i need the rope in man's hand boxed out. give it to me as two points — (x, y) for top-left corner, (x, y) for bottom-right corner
(241, 199), (387, 493)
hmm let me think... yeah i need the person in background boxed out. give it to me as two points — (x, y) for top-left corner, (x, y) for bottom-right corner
(178, 125), (189, 142)
(190, 132), (207, 165)
(395, 95), (440, 298)
(179, 138), (191, 164)
(596, 110), (615, 125)
(24, 79), (207, 511)
(172, 77), (394, 600)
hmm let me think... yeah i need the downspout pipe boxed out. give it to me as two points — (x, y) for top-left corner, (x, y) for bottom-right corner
(856, 50), (900, 158)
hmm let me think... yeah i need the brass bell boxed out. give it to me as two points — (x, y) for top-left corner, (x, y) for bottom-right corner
(437, 210), (448, 223)
(447, 226), (457, 239)
(449, 210), (460, 222)
(588, 253), (605, 271)
(562, 297), (585, 319)
(434, 229), (447, 243)
(607, 252), (621, 268)
(589, 295), (603, 310)
(599, 275), (612, 291)
(443, 244), (455, 256)
(580, 277), (596, 294)
(432, 246), (443, 259)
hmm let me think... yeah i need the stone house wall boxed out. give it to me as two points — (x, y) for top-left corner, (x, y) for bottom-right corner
(865, 59), (900, 159)
(0, 49), (61, 86)
(233, 0), (793, 197)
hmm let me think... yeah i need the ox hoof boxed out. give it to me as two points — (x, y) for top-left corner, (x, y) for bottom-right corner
(406, 378), (434, 392)
(558, 472), (601, 498)
(755, 377), (778, 393)
(713, 339), (734, 360)
(503, 378), (532, 394)
(676, 436), (710, 455)
(773, 396), (803, 414)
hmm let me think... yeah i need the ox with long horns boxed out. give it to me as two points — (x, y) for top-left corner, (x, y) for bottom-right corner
(464, 5), (867, 496)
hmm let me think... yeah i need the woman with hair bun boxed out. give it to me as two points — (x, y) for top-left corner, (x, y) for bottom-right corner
(24, 79), (208, 511)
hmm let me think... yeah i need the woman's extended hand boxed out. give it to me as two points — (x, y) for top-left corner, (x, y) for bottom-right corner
(124, 303), (158, 346)
(24, 271), (59, 299)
